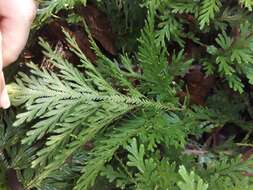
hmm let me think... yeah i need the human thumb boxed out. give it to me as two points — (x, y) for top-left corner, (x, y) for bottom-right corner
(0, 32), (10, 109)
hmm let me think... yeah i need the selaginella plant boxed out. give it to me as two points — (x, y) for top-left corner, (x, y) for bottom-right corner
(1, 0), (253, 189)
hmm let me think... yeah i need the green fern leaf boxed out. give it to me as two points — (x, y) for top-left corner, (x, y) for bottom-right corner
(178, 166), (209, 190)
(199, 0), (221, 29)
(239, 0), (253, 11)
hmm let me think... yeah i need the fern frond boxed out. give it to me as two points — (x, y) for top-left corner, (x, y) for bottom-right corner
(199, 0), (221, 29)
(36, 0), (87, 25)
(201, 155), (253, 190)
(74, 116), (146, 190)
(170, 1), (198, 14)
(178, 166), (208, 190)
(206, 24), (253, 93)
(138, 7), (178, 102)
(239, 0), (253, 11)
(8, 22), (182, 188)
(156, 13), (185, 47)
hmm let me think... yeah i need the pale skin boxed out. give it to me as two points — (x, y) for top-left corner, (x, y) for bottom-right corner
(0, 0), (36, 108)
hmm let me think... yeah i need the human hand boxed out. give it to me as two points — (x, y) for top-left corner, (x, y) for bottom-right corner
(0, 0), (36, 108)
(0, 0), (36, 67)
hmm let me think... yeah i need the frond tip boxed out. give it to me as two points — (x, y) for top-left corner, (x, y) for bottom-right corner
(177, 166), (209, 190)
(199, 0), (221, 29)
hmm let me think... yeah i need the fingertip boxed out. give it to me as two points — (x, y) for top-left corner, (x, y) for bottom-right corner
(0, 86), (10, 109)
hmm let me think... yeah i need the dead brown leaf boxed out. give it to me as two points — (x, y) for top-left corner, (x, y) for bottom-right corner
(185, 65), (215, 105)
(78, 5), (117, 55)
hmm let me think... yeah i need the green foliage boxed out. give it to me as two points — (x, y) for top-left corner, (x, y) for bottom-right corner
(204, 21), (253, 93)
(36, 0), (87, 25)
(2, 0), (253, 190)
(156, 12), (185, 47)
(177, 166), (208, 190)
(240, 0), (253, 11)
(74, 117), (147, 190)
(169, 1), (198, 14)
(0, 165), (7, 190)
(96, 0), (146, 51)
(199, 0), (221, 29)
